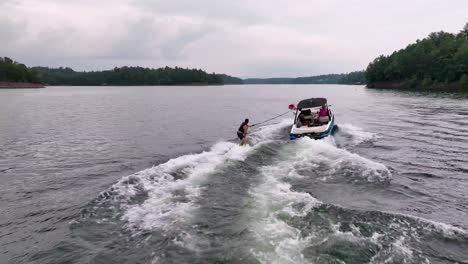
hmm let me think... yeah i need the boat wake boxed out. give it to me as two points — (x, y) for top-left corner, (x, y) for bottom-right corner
(114, 119), (293, 233)
(119, 142), (251, 231)
(70, 121), (467, 263)
(336, 123), (381, 145)
(246, 134), (393, 263)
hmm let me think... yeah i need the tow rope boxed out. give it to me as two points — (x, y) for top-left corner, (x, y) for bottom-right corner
(250, 110), (293, 127)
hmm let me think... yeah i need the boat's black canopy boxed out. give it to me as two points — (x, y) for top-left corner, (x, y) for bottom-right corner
(297, 98), (327, 109)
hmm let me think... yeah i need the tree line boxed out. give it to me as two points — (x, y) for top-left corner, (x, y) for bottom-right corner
(32, 66), (228, 85)
(0, 57), (246, 85)
(1, 56), (364, 86)
(0, 57), (41, 83)
(243, 71), (366, 85)
(366, 22), (468, 88)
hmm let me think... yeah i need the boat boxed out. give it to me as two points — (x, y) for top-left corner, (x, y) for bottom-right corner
(289, 98), (335, 140)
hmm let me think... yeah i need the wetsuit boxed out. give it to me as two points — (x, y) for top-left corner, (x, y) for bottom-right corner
(237, 122), (246, 140)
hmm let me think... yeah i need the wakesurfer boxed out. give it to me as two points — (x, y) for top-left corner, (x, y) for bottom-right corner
(237, 118), (249, 146)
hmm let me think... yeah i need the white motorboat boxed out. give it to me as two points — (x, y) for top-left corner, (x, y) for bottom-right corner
(289, 98), (335, 140)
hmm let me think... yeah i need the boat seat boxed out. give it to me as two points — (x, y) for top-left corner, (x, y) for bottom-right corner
(319, 116), (329, 123)
(300, 109), (313, 121)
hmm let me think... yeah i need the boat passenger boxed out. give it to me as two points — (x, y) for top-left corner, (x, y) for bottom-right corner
(312, 111), (319, 125)
(237, 118), (249, 146)
(318, 105), (329, 123)
(296, 112), (305, 127)
(319, 105), (328, 117)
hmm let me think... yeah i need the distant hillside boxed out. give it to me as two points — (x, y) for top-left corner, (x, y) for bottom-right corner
(219, 74), (244, 84)
(1, 57), (243, 86)
(243, 71), (365, 85)
(2, 56), (368, 87)
(366, 22), (468, 89)
(32, 66), (231, 86)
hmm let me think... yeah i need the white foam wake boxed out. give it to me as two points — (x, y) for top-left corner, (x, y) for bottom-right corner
(107, 120), (292, 242)
(111, 141), (252, 233)
(338, 123), (380, 145)
(247, 136), (393, 263)
(289, 136), (391, 182)
(385, 210), (467, 238)
(248, 159), (321, 264)
(248, 118), (292, 145)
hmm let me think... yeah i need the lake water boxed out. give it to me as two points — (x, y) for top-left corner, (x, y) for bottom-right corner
(1, 85), (467, 264)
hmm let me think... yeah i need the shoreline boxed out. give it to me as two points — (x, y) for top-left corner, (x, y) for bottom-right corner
(367, 81), (467, 91)
(46, 83), (223, 86)
(0, 82), (45, 89)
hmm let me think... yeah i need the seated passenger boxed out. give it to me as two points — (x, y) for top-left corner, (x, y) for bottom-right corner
(296, 112), (308, 127)
(318, 105), (330, 123)
(319, 105), (328, 117)
(313, 111), (319, 125)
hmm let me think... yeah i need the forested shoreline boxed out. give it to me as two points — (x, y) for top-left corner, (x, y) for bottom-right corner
(0, 57), (365, 87)
(244, 71), (366, 85)
(0, 57), (243, 86)
(0, 57), (43, 88)
(366, 23), (468, 90)
(32, 66), (229, 86)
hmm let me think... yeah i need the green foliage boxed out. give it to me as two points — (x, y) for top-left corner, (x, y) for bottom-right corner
(403, 75), (419, 88)
(32, 66), (229, 85)
(218, 74), (244, 84)
(0, 57), (41, 83)
(421, 76), (433, 87)
(461, 22), (468, 36)
(1, 57), (241, 86)
(366, 23), (468, 88)
(461, 74), (468, 85)
(293, 74), (343, 84)
(338, 71), (366, 84)
(244, 71), (366, 85)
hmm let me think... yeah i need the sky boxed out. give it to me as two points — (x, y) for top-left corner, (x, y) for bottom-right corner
(1, 0), (467, 78)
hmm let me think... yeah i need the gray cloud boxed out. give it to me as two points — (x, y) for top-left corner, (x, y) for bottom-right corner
(1, 0), (467, 76)
(134, 0), (267, 26)
(106, 15), (217, 61)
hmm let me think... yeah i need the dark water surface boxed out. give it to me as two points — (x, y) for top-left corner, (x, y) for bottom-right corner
(0, 85), (467, 264)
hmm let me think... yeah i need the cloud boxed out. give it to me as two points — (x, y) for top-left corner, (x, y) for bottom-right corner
(106, 15), (216, 61)
(134, 0), (267, 26)
(1, 0), (467, 76)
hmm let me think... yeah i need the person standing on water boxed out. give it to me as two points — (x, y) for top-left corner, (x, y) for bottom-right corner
(237, 119), (249, 146)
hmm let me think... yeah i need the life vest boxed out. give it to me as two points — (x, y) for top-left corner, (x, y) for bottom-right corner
(238, 122), (246, 133)
(319, 107), (328, 117)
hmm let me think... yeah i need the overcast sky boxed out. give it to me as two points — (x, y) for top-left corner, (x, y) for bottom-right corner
(1, 0), (467, 77)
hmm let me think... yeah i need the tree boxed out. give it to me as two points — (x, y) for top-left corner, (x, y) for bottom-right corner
(366, 28), (468, 90)
(461, 74), (468, 86)
(461, 22), (468, 36)
(31, 65), (229, 85)
(0, 57), (41, 83)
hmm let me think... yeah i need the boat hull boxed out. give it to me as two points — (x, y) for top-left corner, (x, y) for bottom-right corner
(289, 115), (335, 140)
